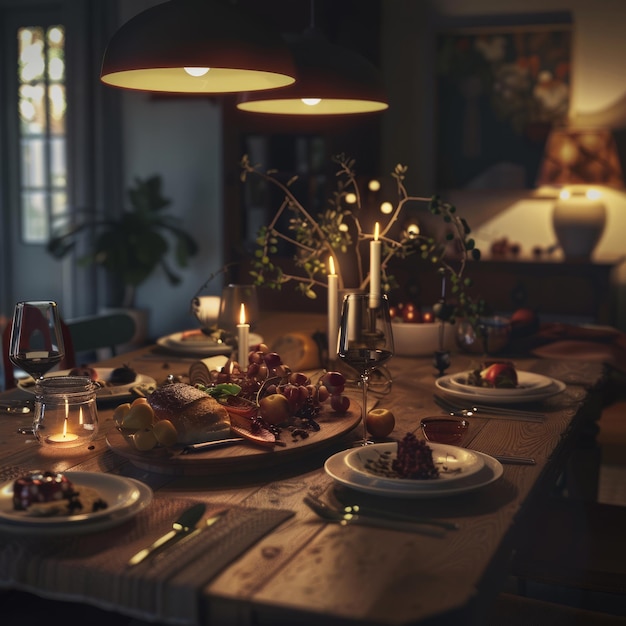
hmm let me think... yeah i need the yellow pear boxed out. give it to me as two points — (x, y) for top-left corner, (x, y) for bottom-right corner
(153, 420), (178, 447)
(123, 403), (154, 430)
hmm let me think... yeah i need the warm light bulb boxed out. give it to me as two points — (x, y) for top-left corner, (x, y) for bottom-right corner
(587, 188), (602, 200)
(368, 179), (381, 192)
(406, 223), (420, 238)
(345, 192), (357, 204)
(184, 67), (210, 77)
(239, 303), (247, 325)
(559, 189), (571, 200)
(380, 201), (393, 214)
(301, 98), (321, 106)
(374, 222), (380, 241)
(329, 256), (336, 275)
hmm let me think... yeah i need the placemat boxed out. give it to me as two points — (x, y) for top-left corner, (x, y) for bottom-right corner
(0, 494), (294, 625)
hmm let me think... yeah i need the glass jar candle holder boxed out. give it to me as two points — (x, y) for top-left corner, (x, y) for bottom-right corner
(33, 376), (98, 448)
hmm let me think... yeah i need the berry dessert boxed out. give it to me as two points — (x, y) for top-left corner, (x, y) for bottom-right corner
(392, 433), (440, 479)
(12, 471), (108, 517)
(361, 433), (440, 480)
(108, 365), (137, 385)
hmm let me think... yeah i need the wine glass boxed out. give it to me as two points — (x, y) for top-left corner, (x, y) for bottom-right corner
(337, 293), (394, 446)
(8, 301), (65, 382)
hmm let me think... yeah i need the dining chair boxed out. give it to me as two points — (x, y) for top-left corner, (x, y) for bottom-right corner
(65, 312), (136, 362)
(1, 317), (76, 390)
(2, 312), (136, 390)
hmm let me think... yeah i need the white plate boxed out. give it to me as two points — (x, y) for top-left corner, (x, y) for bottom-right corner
(344, 442), (484, 490)
(156, 330), (264, 356)
(0, 472), (152, 533)
(325, 449), (503, 498)
(446, 370), (554, 395)
(18, 368), (157, 401)
(435, 375), (566, 405)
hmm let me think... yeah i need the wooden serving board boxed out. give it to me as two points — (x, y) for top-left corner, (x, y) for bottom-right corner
(105, 404), (361, 475)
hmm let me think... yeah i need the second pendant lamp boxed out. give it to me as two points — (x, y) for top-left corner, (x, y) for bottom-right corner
(237, 26), (388, 115)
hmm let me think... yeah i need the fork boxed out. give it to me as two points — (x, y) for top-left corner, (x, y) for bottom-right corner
(433, 394), (546, 422)
(306, 494), (459, 530)
(303, 496), (447, 537)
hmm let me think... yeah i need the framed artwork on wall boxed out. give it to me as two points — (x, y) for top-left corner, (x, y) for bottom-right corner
(435, 17), (572, 191)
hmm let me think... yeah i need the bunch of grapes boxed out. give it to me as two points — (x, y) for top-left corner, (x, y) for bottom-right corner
(392, 433), (439, 479)
(208, 343), (351, 418)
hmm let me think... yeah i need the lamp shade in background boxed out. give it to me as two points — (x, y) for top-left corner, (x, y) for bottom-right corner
(236, 29), (388, 115)
(536, 127), (624, 260)
(100, 0), (296, 94)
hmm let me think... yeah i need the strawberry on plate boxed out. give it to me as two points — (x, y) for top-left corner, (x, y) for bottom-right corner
(480, 361), (518, 388)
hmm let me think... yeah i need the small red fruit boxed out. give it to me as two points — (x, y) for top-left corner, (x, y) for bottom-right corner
(402, 303), (421, 323)
(321, 371), (346, 395)
(330, 394), (350, 413)
(422, 311), (434, 323)
(480, 362), (518, 388)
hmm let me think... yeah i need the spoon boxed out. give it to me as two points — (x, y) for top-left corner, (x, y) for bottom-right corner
(303, 496), (447, 537)
(305, 494), (459, 530)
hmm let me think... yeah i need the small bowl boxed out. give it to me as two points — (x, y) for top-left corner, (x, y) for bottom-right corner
(420, 416), (469, 446)
(391, 321), (456, 357)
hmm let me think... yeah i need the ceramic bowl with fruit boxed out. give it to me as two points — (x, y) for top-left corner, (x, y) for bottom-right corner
(390, 303), (456, 356)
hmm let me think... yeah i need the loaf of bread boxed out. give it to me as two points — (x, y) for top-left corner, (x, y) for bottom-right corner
(147, 382), (231, 444)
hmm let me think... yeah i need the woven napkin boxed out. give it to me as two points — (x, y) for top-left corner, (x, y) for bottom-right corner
(0, 495), (294, 625)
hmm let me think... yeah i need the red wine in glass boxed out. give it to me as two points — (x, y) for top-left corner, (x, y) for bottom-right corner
(9, 301), (65, 381)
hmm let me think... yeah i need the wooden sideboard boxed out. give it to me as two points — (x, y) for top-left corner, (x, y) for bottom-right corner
(239, 256), (621, 326)
(397, 257), (620, 325)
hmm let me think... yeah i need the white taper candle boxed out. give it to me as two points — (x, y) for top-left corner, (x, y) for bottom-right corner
(369, 222), (382, 308)
(327, 256), (339, 361)
(237, 303), (250, 366)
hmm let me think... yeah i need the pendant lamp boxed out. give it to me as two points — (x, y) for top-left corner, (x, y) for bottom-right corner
(236, 27), (389, 115)
(100, 0), (296, 94)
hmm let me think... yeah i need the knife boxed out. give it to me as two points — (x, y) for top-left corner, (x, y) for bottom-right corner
(492, 454), (536, 465)
(127, 502), (206, 567)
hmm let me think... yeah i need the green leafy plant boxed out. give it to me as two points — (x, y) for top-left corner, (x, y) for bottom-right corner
(47, 175), (198, 308)
(241, 153), (482, 323)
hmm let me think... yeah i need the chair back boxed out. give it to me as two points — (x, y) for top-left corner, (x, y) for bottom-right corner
(66, 312), (136, 358)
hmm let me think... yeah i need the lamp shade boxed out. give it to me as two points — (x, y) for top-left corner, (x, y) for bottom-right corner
(536, 127), (624, 188)
(236, 29), (388, 115)
(100, 0), (296, 94)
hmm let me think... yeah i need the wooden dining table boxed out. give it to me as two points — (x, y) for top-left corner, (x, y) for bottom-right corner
(0, 312), (607, 626)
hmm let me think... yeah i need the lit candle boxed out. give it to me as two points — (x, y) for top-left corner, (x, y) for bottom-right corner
(47, 418), (79, 443)
(369, 222), (382, 308)
(237, 303), (250, 365)
(327, 256), (339, 361)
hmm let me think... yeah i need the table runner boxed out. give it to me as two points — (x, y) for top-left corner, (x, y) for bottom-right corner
(0, 494), (294, 625)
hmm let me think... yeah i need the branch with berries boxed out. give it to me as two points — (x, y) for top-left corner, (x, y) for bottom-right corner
(241, 153), (483, 323)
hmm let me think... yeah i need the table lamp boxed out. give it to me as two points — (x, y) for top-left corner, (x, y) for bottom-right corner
(536, 127), (624, 260)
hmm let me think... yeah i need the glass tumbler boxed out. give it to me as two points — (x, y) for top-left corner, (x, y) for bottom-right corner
(33, 376), (99, 448)
(217, 284), (259, 336)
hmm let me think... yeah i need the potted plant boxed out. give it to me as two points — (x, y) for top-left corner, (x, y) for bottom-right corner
(47, 174), (199, 309)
